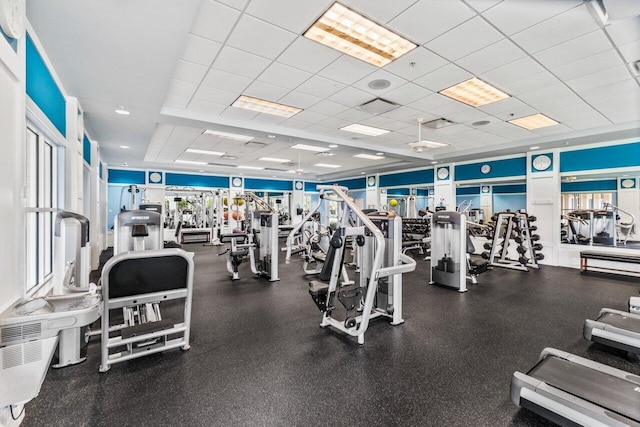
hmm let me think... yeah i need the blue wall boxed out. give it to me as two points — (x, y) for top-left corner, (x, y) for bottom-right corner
(561, 179), (617, 192)
(165, 172), (228, 188)
(83, 135), (91, 164)
(245, 178), (292, 191)
(493, 184), (526, 194)
(305, 182), (320, 192)
(560, 142), (640, 173)
(108, 169), (145, 184)
(380, 168), (434, 187)
(494, 195), (526, 213)
(456, 186), (480, 195)
(386, 188), (410, 196)
(26, 34), (66, 137)
(455, 157), (526, 181)
(323, 177), (366, 190)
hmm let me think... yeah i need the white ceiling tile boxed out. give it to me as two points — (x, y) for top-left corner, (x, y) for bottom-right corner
(448, 108), (493, 124)
(221, 106), (259, 120)
(534, 30), (612, 70)
(279, 91), (322, 109)
(434, 100), (474, 117)
(281, 119), (312, 130)
(187, 99), (228, 115)
(463, 0), (504, 13)
(618, 40), (640, 63)
(388, 0), (475, 44)
(501, 71), (560, 95)
(352, 69), (407, 96)
(191, 1), (241, 43)
(565, 65), (631, 92)
(481, 56), (545, 86)
(201, 68), (252, 93)
(530, 123), (572, 136)
(511, 5), (600, 53)
(226, 15), (297, 60)
(383, 82), (433, 105)
(277, 37), (341, 74)
(426, 17), (504, 62)
(164, 94), (190, 109)
(383, 47), (449, 82)
(605, 15), (640, 46)
(293, 110), (329, 124)
(529, 93), (585, 112)
(246, 0), (331, 33)
(518, 83), (574, 104)
(173, 60), (208, 83)
(317, 116), (352, 129)
(244, 80), (290, 101)
(457, 39), (526, 74)
(296, 75), (346, 98)
(193, 85), (238, 105)
(212, 46), (271, 79)
(317, 55), (377, 85)
(414, 63), (474, 92)
(408, 93), (455, 113)
(379, 106), (433, 123)
(251, 113), (288, 125)
(478, 97), (537, 117)
(167, 79), (198, 97)
(339, 108), (374, 122)
(215, 0), (249, 10)
(551, 50), (623, 81)
(342, 0), (421, 23)
(181, 34), (221, 66)
(561, 115), (611, 130)
(307, 99), (350, 117)
(328, 86), (377, 107)
(579, 79), (639, 102)
(259, 62), (312, 90)
(482, 0), (582, 36)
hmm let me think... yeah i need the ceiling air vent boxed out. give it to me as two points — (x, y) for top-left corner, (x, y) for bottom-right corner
(422, 118), (456, 129)
(357, 98), (399, 115)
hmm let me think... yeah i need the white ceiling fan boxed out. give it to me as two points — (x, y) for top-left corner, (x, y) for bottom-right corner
(408, 118), (449, 153)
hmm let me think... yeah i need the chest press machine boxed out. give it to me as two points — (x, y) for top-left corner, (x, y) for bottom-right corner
(306, 185), (416, 345)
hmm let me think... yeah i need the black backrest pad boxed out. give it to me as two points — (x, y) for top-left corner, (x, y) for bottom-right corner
(108, 255), (189, 298)
(319, 229), (346, 282)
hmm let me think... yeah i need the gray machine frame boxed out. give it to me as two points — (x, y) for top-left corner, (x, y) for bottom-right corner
(429, 211), (468, 292)
(113, 210), (163, 255)
(584, 307), (640, 354)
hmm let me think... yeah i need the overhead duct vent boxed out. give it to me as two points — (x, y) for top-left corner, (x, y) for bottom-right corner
(245, 141), (267, 148)
(422, 118), (456, 129)
(357, 98), (399, 115)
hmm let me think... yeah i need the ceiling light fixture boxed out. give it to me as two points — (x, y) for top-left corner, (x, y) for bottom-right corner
(115, 107), (130, 115)
(408, 118), (449, 152)
(354, 153), (385, 160)
(237, 165), (264, 170)
(304, 2), (416, 67)
(315, 163), (341, 168)
(376, 152), (384, 156)
(291, 144), (329, 152)
(431, 161), (438, 164)
(119, 145), (130, 149)
(439, 77), (510, 107)
(328, 144), (338, 148)
(222, 155), (238, 160)
(231, 95), (302, 118)
(340, 123), (390, 136)
(186, 148), (225, 156)
(203, 129), (254, 142)
(175, 160), (207, 165)
(509, 113), (559, 130)
(529, 146), (540, 150)
(259, 157), (291, 163)
(267, 134), (277, 139)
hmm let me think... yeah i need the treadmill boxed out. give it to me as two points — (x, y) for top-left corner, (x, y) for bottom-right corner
(630, 295), (640, 315)
(584, 308), (640, 354)
(511, 348), (640, 427)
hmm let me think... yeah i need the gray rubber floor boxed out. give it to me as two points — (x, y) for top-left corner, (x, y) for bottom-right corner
(23, 243), (640, 426)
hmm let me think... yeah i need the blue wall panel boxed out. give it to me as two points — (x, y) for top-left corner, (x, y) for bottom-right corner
(560, 142), (640, 172)
(417, 189), (429, 196)
(107, 169), (145, 184)
(244, 178), (293, 191)
(323, 177), (366, 190)
(83, 135), (91, 164)
(165, 172), (228, 188)
(455, 157), (526, 181)
(494, 194), (526, 213)
(386, 188), (410, 196)
(379, 168), (434, 187)
(561, 179), (617, 192)
(493, 184), (526, 194)
(305, 182), (320, 192)
(456, 186), (480, 195)
(26, 34), (66, 137)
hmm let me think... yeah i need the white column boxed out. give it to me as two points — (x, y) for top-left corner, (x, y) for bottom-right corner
(617, 177), (639, 241)
(434, 165), (455, 210)
(229, 176), (244, 231)
(365, 175), (379, 209)
(291, 180), (304, 225)
(480, 185), (492, 220)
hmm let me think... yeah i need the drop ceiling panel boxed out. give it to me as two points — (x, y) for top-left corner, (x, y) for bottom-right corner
(291, 110), (329, 124)
(478, 97), (537, 117)
(245, 0), (331, 33)
(565, 65), (631, 92)
(463, 0), (504, 13)
(501, 71), (560, 95)
(167, 79), (198, 98)
(579, 79), (639, 102)
(448, 109), (493, 124)
(563, 114), (612, 131)
(318, 116), (352, 129)
(352, 69), (407, 96)
(201, 68), (252, 93)
(317, 55), (377, 85)
(342, 0), (420, 23)
(382, 47), (449, 82)
(191, 1), (241, 43)
(605, 15), (640, 46)
(252, 113), (289, 125)
(414, 63), (474, 92)
(379, 105), (432, 122)
(296, 75), (347, 98)
(482, 0), (582, 36)
(481, 56), (545, 86)
(258, 62), (312, 90)
(226, 15), (296, 60)
(212, 46), (272, 79)
(279, 91), (322, 109)
(164, 94), (190, 109)
(511, 5), (600, 53)
(533, 30), (612, 70)
(277, 37), (342, 74)
(187, 99), (228, 116)
(328, 86), (375, 107)
(388, 0), (475, 44)
(243, 80), (290, 101)
(426, 17), (504, 62)
(531, 123), (572, 136)
(518, 83), (574, 105)
(216, 0), (249, 11)
(173, 60), (208, 83)
(181, 35), (221, 66)
(383, 82), (434, 105)
(193, 85), (238, 105)
(307, 99), (350, 117)
(551, 50), (623, 81)
(408, 93), (455, 113)
(220, 106), (259, 120)
(339, 108), (374, 122)
(618, 40), (640, 63)
(456, 38), (526, 75)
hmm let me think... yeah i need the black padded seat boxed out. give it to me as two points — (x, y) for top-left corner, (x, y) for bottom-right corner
(309, 280), (329, 295)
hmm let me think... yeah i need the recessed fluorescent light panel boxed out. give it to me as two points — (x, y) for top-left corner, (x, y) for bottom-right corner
(509, 113), (559, 130)
(237, 165), (265, 170)
(175, 160), (207, 165)
(231, 95), (302, 118)
(259, 157), (290, 163)
(203, 129), (254, 142)
(354, 153), (385, 160)
(291, 144), (329, 152)
(439, 77), (510, 107)
(186, 148), (225, 156)
(340, 123), (390, 136)
(315, 163), (341, 168)
(304, 2), (416, 67)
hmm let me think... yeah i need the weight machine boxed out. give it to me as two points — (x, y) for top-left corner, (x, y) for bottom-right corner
(306, 185), (416, 345)
(604, 202), (635, 245)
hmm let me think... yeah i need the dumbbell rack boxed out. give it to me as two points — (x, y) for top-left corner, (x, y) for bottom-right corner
(483, 212), (543, 272)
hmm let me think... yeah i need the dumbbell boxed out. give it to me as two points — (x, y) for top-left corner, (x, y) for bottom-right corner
(534, 253), (544, 261)
(518, 256), (528, 265)
(530, 234), (540, 241)
(491, 215), (498, 222)
(529, 225), (538, 232)
(517, 245), (528, 254)
(532, 243), (543, 251)
(481, 251), (490, 259)
(528, 215), (537, 222)
(483, 242), (493, 250)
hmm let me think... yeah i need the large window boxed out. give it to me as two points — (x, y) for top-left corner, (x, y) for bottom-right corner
(26, 126), (57, 293)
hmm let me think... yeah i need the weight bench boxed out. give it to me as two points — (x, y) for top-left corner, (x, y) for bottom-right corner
(99, 248), (194, 372)
(580, 251), (640, 277)
(220, 233), (254, 280)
